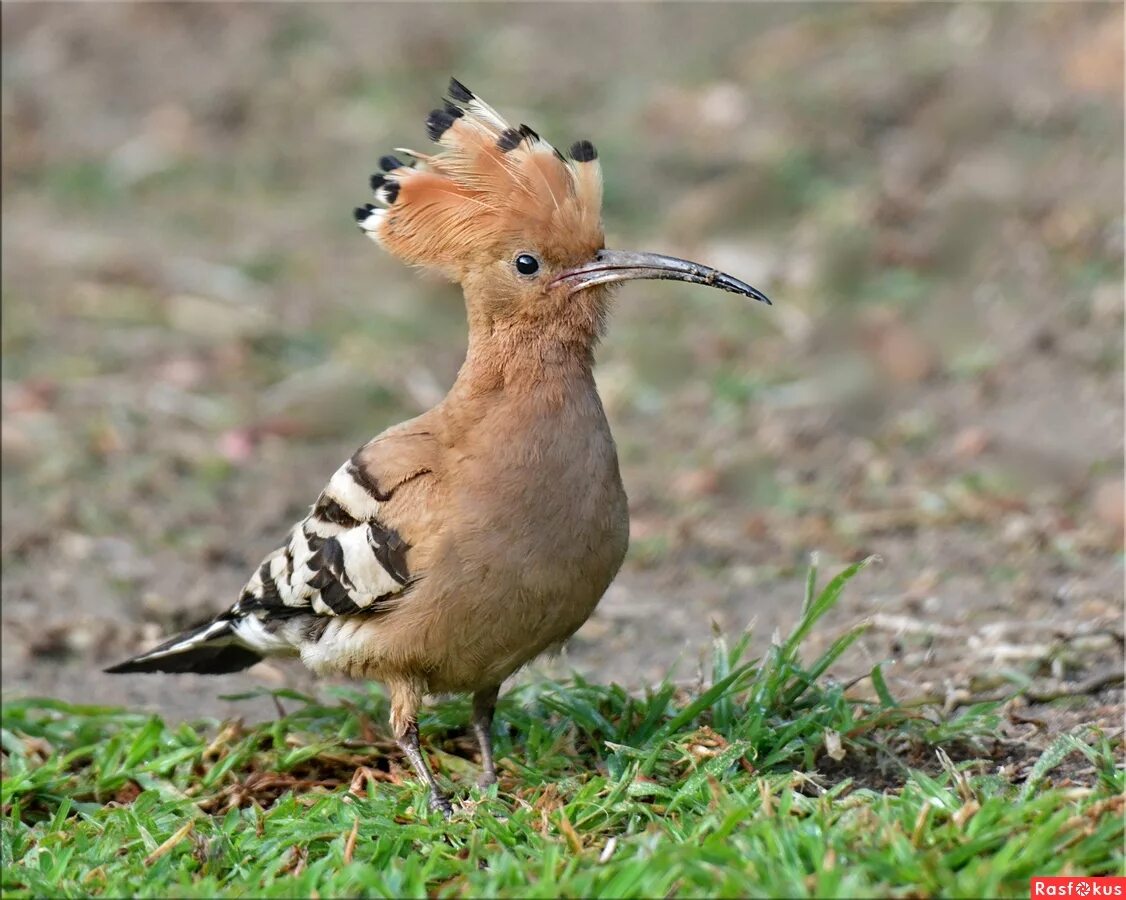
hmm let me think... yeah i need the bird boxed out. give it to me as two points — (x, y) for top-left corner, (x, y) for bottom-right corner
(106, 78), (771, 816)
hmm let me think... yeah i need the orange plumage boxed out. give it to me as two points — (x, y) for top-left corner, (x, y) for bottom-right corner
(357, 79), (603, 278)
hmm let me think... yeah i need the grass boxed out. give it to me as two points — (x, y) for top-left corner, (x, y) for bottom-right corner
(3, 560), (1122, 898)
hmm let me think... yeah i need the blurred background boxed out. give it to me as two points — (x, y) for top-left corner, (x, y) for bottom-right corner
(2, 3), (1122, 725)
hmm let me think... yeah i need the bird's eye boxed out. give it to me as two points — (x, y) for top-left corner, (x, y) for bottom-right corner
(515, 254), (540, 276)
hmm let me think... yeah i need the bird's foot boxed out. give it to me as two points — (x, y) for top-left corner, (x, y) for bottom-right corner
(428, 791), (454, 818)
(476, 770), (498, 789)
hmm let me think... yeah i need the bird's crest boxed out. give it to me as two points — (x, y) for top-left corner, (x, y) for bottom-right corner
(354, 79), (604, 277)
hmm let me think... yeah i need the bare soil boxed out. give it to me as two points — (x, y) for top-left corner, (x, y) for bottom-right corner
(2, 4), (1122, 737)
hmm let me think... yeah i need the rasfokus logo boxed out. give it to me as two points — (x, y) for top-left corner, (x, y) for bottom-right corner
(1031, 877), (1126, 897)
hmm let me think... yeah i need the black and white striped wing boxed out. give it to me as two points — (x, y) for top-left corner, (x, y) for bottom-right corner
(232, 457), (412, 624)
(103, 451), (424, 674)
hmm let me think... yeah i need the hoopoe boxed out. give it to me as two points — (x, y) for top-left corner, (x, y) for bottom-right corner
(107, 79), (770, 815)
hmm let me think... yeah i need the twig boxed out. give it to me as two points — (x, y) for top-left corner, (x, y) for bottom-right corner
(144, 820), (194, 866)
(343, 816), (360, 863)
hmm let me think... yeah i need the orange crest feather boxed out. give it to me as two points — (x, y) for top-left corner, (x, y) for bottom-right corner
(354, 80), (604, 277)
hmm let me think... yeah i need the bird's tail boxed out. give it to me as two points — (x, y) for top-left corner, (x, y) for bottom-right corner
(104, 615), (263, 675)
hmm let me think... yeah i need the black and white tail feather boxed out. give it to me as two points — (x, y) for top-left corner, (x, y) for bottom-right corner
(105, 449), (413, 676)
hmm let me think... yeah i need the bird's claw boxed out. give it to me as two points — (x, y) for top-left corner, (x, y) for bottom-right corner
(476, 771), (498, 789)
(428, 792), (454, 818)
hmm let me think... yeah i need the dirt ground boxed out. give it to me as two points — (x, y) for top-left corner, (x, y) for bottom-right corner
(2, 5), (1122, 737)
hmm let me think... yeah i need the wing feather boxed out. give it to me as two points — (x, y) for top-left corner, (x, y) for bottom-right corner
(232, 455), (421, 635)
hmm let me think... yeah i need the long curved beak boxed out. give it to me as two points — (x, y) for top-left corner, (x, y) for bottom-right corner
(552, 249), (771, 305)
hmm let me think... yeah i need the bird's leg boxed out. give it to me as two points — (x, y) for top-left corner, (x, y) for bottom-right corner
(471, 684), (501, 788)
(390, 679), (452, 817)
(397, 721), (453, 817)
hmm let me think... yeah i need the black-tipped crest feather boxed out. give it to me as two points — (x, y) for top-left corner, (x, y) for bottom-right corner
(351, 79), (607, 273)
(426, 108), (458, 143)
(570, 140), (598, 162)
(448, 77), (474, 102)
(496, 128), (523, 152)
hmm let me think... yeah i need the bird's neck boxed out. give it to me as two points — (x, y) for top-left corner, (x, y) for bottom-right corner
(450, 322), (598, 407)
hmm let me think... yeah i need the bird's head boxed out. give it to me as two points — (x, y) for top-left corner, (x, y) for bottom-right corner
(355, 79), (769, 339)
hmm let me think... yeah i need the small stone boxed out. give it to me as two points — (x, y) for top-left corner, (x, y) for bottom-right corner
(952, 427), (991, 460)
(1092, 478), (1124, 534)
(859, 309), (939, 385)
(672, 467), (722, 500)
(218, 428), (257, 464)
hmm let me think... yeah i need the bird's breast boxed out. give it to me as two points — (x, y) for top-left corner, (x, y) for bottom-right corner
(362, 382), (630, 693)
(448, 383), (629, 597)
